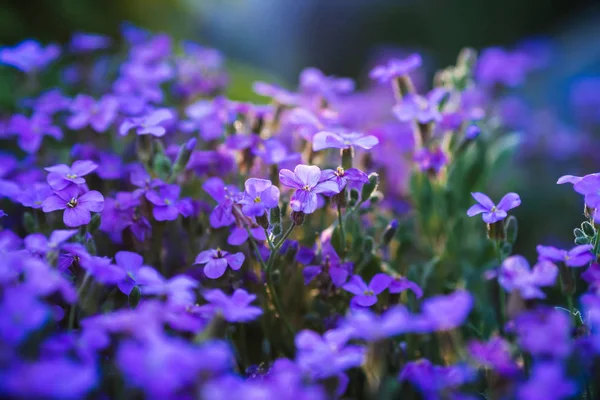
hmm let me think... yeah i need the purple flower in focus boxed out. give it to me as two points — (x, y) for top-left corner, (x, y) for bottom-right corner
(0, 40), (60, 73)
(537, 244), (594, 267)
(9, 113), (62, 154)
(498, 255), (558, 299)
(145, 184), (185, 221)
(343, 273), (392, 307)
(44, 160), (98, 190)
(279, 164), (340, 214)
(237, 178), (280, 217)
(319, 166), (369, 194)
(467, 192), (521, 223)
(199, 288), (263, 322)
(67, 94), (119, 133)
(369, 54), (422, 83)
(518, 362), (576, 400)
(119, 108), (174, 137)
(194, 248), (245, 279)
(312, 131), (379, 151)
(557, 174), (584, 185)
(295, 328), (366, 378)
(24, 229), (78, 255)
(42, 185), (104, 227)
(573, 173), (600, 208)
(70, 32), (111, 53)
(414, 147), (448, 174)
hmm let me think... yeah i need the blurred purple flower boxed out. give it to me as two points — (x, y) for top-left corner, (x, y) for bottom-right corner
(0, 40), (60, 73)
(468, 337), (519, 377)
(114, 251), (162, 295)
(199, 288), (262, 323)
(82, 256), (127, 285)
(369, 54), (422, 83)
(418, 290), (473, 331)
(194, 248), (245, 279)
(279, 164), (340, 214)
(537, 244), (594, 268)
(145, 184), (185, 221)
(467, 192), (521, 223)
(343, 273), (392, 307)
(344, 306), (412, 341)
(70, 32), (111, 53)
(499, 255), (558, 299)
(295, 328), (366, 378)
(518, 362), (576, 400)
(0, 287), (49, 344)
(9, 113), (62, 154)
(512, 307), (572, 358)
(392, 88), (448, 124)
(24, 229), (77, 255)
(389, 276), (423, 298)
(573, 174), (600, 208)
(227, 226), (266, 246)
(312, 131), (379, 151)
(67, 94), (119, 133)
(303, 242), (352, 287)
(414, 147), (448, 174)
(119, 108), (174, 137)
(203, 177), (242, 228)
(399, 359), (475, 400)
(42, 185), (104, 227)
(18, 182), (53, 209)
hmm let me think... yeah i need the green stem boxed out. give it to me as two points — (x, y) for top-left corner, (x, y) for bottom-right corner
(245, 226), (267, 271)
(337, 203), (346, 257)
(68, 272), (91, 330)
(264, 228), (275, 251)
(494, 240), (506, 332)
(265, 223), (296, 337)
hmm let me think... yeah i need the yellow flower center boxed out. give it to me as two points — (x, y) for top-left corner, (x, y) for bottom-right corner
(254, 196), (261, 203)
(67, 198), (78, 208)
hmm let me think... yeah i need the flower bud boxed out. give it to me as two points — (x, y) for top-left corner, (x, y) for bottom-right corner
(382, 219), (398, 247)
(487, 220), (505, 241)
(291, 211), (305, 226)
(504, 215), (518, 245)
(363, 236), (375, 253)
(171, 138), (197, 178)
(582, 221), (595, 237)
(361, 173), (379, 201)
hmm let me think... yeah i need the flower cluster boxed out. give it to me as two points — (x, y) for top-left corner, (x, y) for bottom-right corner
(0, 25), (598, 400)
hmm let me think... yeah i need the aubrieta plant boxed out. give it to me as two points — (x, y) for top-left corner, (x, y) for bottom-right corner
(0, 24), (599, 400)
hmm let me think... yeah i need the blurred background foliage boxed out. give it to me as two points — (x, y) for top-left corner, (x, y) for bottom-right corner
(2, 0), (600, 258)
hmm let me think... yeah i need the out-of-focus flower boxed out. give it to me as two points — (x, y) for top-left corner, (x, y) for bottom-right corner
(9, 113), (62, 154)
(119, 108), (174, 137)
(45, 160), (98, 190)
(67, 94), (119, 133)
(145, 184), (188, 221)
(0, 40), (60, 73)
(70, 32), (111, 53)
(312, 131), (379, 151)
(537, 244), (594, 268)
(344, 305), (412, 341)
(468, 337), (519, 377)
(498, 255), (558, 298)
(511, 307), (572, 358)
(369, 54), (422, 83)
(24, 229), (77, 255)
(414, 147), (448, 174)
(114, 251), (162, 295)
(198, 288), (262, 322)
(392, 88), (448, 124)
(517, 362), (576, 400)
(573, 174), (600, 208)
(467, 192), (521, 223)
(303, 242), (352, 287)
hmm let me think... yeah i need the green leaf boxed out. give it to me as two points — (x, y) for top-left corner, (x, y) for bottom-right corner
(128, 286), (141, 309)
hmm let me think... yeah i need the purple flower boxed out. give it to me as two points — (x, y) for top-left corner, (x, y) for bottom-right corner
(299, 67), (354, 99)
(392, 88), (448, 124)
(119, 108), (174, 137)
(203, 177), (242, 228)
(537, 244), (594, 267)
(557, 174), (584, 185)
(70, 32), (111, 53)
(468, 337), (519, 377)
(303, 242), (352, 287)
(414, 147), (448, 174)
(399, 359), (475, 400)
(9, 113), (62, 154)
(253, 138), (301, 166)
(82, 256), (127, 285)
(0, 287), (49, 345)
(237, 178), (280, 217)
(342, 273), (392, 307)
(279, 164), (340, 214)
(498, 255), (558, 299)
(145, 184), (185, 221)
(24, 229), (77, 255)
(344, 306), (412, 341)
(518, 362), (576, 400)
(200, 288), (263, 322)
(194, 248), (245, 279)
(318, 167), (369, 194)
(389, 276), (423, 298)
(312, 131), (379, 151)
(1, 358), (97, 399)
(227, 226), (266, 246)
(572, 173), (600, 208)
(114, 251), (162, 295)
(295, 328), (366, 378)
(22, 89), (71, 115)
(143, 275), (198, 306)
(0, 40), (60, 73)
(42, 186), (104, 227)
(467, 192), (521, 223)
(369, 54), (422, 83)
(44, 160), (98, 190)
(512, 308), (572, 358)
(477, 47), (533, 88)
(417, 290), (473, 332)
(67, 94), (119, 133)
(253, 81), (298, 106)
(18, 182), (53, 209)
